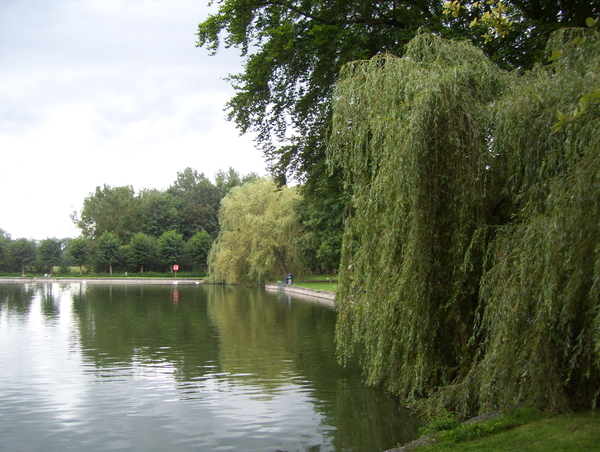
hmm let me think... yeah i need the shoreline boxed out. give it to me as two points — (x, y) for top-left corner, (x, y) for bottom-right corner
(0, 277), (336, 304)
(264, 283), (335, 306)
(0, 277), (204, 285)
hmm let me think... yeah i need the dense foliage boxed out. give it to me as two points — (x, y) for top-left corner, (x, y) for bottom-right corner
(295, 167), (350, 274)
(37, 238), (63, 276)
(95, 232), (122, 275)
(208, 179), (304, 284)
(197, 0), (597, 183)
(157, 230), (186, 270)
(73, 167), (256, 242)
(329, 30), (600, 416)
(196, 0), (598, 281)
(0, 168), (258, 275)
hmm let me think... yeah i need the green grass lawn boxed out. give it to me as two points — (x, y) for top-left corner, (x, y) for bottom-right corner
(411, 409), (600, 452)
(294, 280), (338, 292)
(299, 274), (338, 281)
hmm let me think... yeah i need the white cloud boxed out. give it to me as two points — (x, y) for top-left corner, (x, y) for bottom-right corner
(0, 0), (265, 240)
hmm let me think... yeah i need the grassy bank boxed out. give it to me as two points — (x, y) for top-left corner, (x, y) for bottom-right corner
(406, 408), (599, 452)
(292, 275), (338, 292)
(294, 280), (338, 292)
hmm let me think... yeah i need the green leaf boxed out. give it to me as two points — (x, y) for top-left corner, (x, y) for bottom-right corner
(548, 49), (563, 62)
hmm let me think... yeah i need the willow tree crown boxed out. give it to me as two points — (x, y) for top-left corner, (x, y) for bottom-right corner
(328, 30), (600, 416)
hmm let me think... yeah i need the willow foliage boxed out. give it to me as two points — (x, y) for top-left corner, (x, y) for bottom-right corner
(329, 30), (600, 416)
(471, 28), (600, 413)
(329, 33), (507, 401)
(207, 179), (303, 284)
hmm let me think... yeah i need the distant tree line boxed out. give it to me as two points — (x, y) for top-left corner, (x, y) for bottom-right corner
(72, 167), (257, 242)
(0, 165), (343, 277)
(0, 167), (258, 276)
(0, 230), (213, 276)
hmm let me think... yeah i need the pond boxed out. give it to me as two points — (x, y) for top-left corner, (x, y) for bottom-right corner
(0, 281), (419, 452)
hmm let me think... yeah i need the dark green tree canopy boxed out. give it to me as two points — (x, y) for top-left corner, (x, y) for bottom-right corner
(157, 230), (186, 269)
(0, 229), (10, 272)
(295, 167), (350, 274)
(197, 0), (598, 182)
(73, 167), (254, 244)
(128, 233), (156, 273)
(198, 0), (446, 181)
(215, 166), (260, 196)
(186, 229), (213, 272)
(138, 189), (180, 238)
(68, 237), (90, 275)
(75, 185), (140, 242)
(95, 231), (122, 275)
(7, 238), (36, 276)
(166, 168), (222, 240)
(37, 238), (63, 275)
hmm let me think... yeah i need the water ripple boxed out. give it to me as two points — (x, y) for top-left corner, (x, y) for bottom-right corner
(0, 282), (419, 452)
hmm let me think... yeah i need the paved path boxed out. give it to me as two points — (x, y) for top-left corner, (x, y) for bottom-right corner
(264, 283), (335, 306)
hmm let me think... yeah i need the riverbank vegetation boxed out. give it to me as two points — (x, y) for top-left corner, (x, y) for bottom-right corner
(207, 179), (305, 284)
(330, 29), (600, 417)
(410, 407), (600, 451)
(202, 0), (600, 420)
(0, 167), (337, 279)
(0, 167), (255, 276)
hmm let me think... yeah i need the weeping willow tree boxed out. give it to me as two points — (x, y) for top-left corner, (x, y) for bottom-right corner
(207, 179), (304, 284)
(329, 30), (600, 416)
(329, 33), (508, 406)
(468, 28), (600, 414)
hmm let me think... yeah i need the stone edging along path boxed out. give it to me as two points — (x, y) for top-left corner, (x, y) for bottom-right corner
(264, 283), (336, 305)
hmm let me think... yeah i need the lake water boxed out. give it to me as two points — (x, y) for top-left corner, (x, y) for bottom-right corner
(0, 282), (419, 452)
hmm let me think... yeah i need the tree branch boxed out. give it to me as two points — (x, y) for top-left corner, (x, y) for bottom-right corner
(256, 0), (412, 28)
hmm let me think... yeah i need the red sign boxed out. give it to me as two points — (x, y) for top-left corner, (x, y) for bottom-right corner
(173, 264), (179, 272)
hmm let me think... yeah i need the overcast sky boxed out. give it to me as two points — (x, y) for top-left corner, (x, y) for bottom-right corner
(0, 0), (265, 241)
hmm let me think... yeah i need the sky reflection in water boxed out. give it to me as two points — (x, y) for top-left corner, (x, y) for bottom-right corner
(0, 282), (418, 452)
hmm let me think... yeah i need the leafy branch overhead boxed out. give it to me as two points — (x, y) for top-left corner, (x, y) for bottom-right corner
(443, 2), (600, 131)
(197, 0), (599, 182)
(443, 0), (515, 42)
(198, 1), (449, 181)
(552, 16), (600, 131)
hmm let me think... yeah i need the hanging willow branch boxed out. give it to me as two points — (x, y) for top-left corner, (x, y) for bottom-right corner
(329, 29), (600, 416)
(468, 27), (600, 414)
(329, 33), (508, 403)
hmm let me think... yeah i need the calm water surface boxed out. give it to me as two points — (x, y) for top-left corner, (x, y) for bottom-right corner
(0, 282), (418, 452)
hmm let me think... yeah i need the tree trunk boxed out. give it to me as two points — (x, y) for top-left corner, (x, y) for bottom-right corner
(273, 248), (288, 278)
(109, 264), (113, 276)
(140, 264), (144, 273)
(79, 265), (83, 276)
